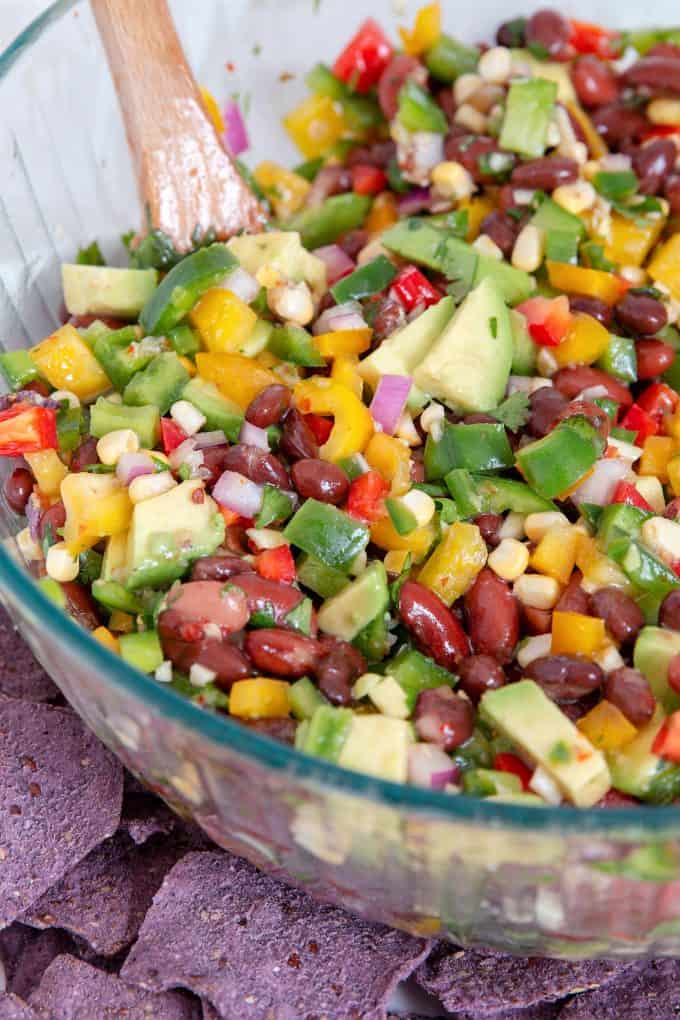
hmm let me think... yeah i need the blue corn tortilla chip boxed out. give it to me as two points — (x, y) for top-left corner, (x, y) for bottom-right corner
(0, 699), (123, 927)
(0, 608), (58, 702)
(0, 925), (77, 1000)
(559, 959), (680, 1018)
(28, 955), (201, 1020)
(118, 793), (176, 845)
(456, 1007), (561, 1019)
(0, 994), (40, 1020)
(121, 850), (432, 1020)
(415, 945), (632, 1014)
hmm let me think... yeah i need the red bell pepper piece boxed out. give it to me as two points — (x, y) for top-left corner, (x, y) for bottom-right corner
(390, 265), (442, 312)
(637, 382), (679, 422)
(493, 752), (532, 791)
(346, 469), (389, 522)
(0, 403), (58, 457)
(351, 164), (388, 196)
(160, 418), (188, 455)
(641, 124), (680, 141)
(256, 544), (296, 584)
(568, 19), (621, 59)
(515, 295), (572, 347)
(619, 403), (659, 446)
(611, 480), (653, 511)
(305, 414), (334, 445)
(333, 18), (393, 93)
(653, 712), (680, 763)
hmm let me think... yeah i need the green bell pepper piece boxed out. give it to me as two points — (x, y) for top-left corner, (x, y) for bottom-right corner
(289, 676), (329, 721)
(293, 157), (325, 182)
(0, 350), (40, 390)
(255, 485), (295, 528)
(123, 352), (190, 414)
(140, 243), (238, 335)
(78, 549), (103, 586)
(92, 579), (144, 616)
(474, 474), (556, 514)
(610, 539), (680, 597)
(425, 422), (514, 479)
(119, 630), (164, 674)
(385, 497), (418, 536)
(353, 611), (391, 662)
(268, 325), (325, 367)
(93, 326), (152, 390)
(89, 397), (160, 449)
(500, 79), (557, 159)
(283, 597), (314, 636)
(545, 231), (579, 265)
(597, 334), (637, 384)
(515, 419), (604, 499)
(424, 34), (480, 81)
(284, 194), (372, 250)
(284, 499), (369, 571)
(56, 404), (85, 454)
(593, 170), (639, 203)
(330, 255), (397, 303)
(444, 468), (486, 518)
(296, 553), (349, 598)
(166, 324), (201, 357)
(597, 502), (651, 553)
(305, 64), (383, 134)
(386, 646), (457, 712)
(397, 80), (448, 134)
(623, 27), (680, 54)
(296, 704), (352, 761)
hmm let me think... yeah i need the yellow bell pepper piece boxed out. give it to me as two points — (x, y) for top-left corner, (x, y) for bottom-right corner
(564, 101), (607, 159)
(293, 377), (373, 461)
(61, 472), (132, 554)
(530, 524), (579, 585)
(199, 86), (225, 135)
(384, 549), (412, 575)
(283, 93), (348, 159)
(189, 288), (257, 354)
(365, 192), (399, 236)
(462, 196), (495, 242)
(92, 626), (121, 655)
(551, 312), (611, 368)
(24, 450), (68, 498)
(101, 531), (128, 581)
(253, 161), (311, 219)
(648, 233), (680, 302)
(399, 2), (442, 55)
(331, 355), (363, 398)
(603, 212), (666, 268)
(177, 356), (197, 377)
(417, 522), (487, 606)
(30, 324), (110, 403)
(546, 262), (626, 306)
(577, 699), (637, 750)
(370, 516), (436, 562)
(195, 353), (280, 409)
(108, 610), (134, 634)
(576, 534), (631, 594)
(551, 610), (607, 658)
(229, 677), (291, 719)
(364, 432), (411, 496)
(314, 328), (372, 359)
(668, 456), (680, 498)
(640, 435), (675, 484)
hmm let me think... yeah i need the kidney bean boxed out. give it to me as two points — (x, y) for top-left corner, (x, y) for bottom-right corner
(371, 296), (408, 341)
(605, 667), (656, 727)
(570, 56), (619, 108)
(525, 9), (572, 60)
(198, 444), (230, 486)
(497, 18), (526, 47)
(480, 211), (519, 259)
(527, 386), (568, 438)
(632, 139), (676, 196)
(555, 572), (590, 615)
(190, 555), (254, 582)
(665, 174), (680, 216)
(473, 513), (503, 549)
(245, 385), (290, 429)
(37, 501), (66, 545)
(378, 54), (427, 119)
(314, 635), (366, 706)
(70, 436), (100, 473)
(553, 366), (633, 407)
(498, 185), (532, 213)
(523, 604), (553, 636)
(346, 140), (396, 169)
(245, 628), (322, 678)
(223, 524), (251, 556)
(60, 581), (100, 631)
(4, 467), (33, 514)
(623, 56), (680, 94)
(555, 399), (611, 441)
(291, 459), (349, 505)
(160, 633), (253, 688)
(616, 293), (668, 337)
(414, 686), (475, 750)
(569, 296), (612, 328)
(635, 339), (675, 379)
(666, 500), (680, 522)
(525, 655), (604, 702)
(339, 230), (370, 260)
(668, 653), (680, 697)
(242, 717), (297, 744)
(399, 580), (469, 670)
(464, 568), (519, 664)
(436, 87), (456, 124)
(591, 104), (648, 146)
(660, 590), (680, 631)
(21, 380), (52, 399)
(162, 581), (250, 636)
(458, 654), (506, 703)
(511, 157), (578, 191)
(596, 789), (640, 808)
(444, 135), (510, 185)
(590, 587), (644, 644)
(279, 409), (319, 462)
(222, 444), (290, 490)
(230, 574), (313, 632)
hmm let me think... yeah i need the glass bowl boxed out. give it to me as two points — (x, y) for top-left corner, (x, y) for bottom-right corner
(3, 0), (680, 958)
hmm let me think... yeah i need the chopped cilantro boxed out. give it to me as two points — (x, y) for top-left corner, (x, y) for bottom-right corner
(489, 316), (498, 339)
(490, 391), (530, 431)
(76, 241), (105, 266)
(549, 740), (572, 765)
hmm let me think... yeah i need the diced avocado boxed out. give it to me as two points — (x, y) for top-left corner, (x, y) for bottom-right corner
(337, 714), (414, 782)
(289, 676), (329, 721)
(634, 627), (680, 714)
(37, 577), (67, 609)
(358, 297), (455, 390)
(480, 680), (611, 807)
(126, 479), (225, 590)
(424, 33), (480, 81)
(181, 377), (243, 442)
(93, 326), (156, 390)
(368, 674), (410, 718)
(89, 397), (160, 449)
(238, 319), (273, 358)
(123, 352), (189, 414)
(607, 707), (680, 804)
(511, 51), (577, 104)
(100, 532), (128, 583)
(500, 79), (557, 159)
(413, 279), (513, 413)
(317, 562), (388, 641)
(296, 553), (349, 599)
(56, 404), (85, 454)
(119, 629), (163, 674)
(92, 579), (143, 615)
(139, 243), (238, 335)
(228, 230), (327, 299)
(510, 309), (537, 375)
(62, 264), (158, 320)
(296, 704), (353, 761)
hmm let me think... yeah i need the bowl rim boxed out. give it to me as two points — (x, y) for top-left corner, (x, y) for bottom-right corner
(3, 0), (680, 837)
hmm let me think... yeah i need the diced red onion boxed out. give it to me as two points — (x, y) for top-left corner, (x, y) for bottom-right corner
(169, 437), (197, 470)
(313, 300), (367, 335)
(397, 186), (431, 217)
(239, 421), (270, 451)
(193, 430), (228, 449)
(507, 376), (553, 396)
(571, 457), (630, 508)
(306, 165), (351, 209)
(370, 374), (412, 436)
(221, 266), (260, 304)
(213, 470), (264, 517)
(408, 743), (459, 789)
(116, 451), (156, 486)
(312, 244), (355, 286)
(410, 133), (445, 180)
(26, 493), (42, 543)
(222, 100), (249, 156)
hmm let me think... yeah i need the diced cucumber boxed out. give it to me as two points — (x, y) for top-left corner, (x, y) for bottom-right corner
(89, 397), (160, 448)
(500, 79), (557, 159)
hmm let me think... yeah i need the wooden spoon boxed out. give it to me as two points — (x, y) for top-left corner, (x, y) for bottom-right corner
(92, 0), (265, 251)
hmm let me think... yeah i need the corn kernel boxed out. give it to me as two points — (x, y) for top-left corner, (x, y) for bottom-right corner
(128, 472), (177, 504)
(647, 98), (680, 126)
(511, 224), (545, 273)
(46, 541), (80, 582)
(488, 538), (530, 581)
(499, 511), (526, 540)
(513, 574), (561, 610)
(431, 161), (476, 202)
(524, 511), (570, 544)
(190, 662), (218, 687)
(536, 347), (559, 378)
(472, 234), (503, 260)
(267, 281), (314, 326)
(641, 516), (680, 566)
(96, 428), (140, 466)
(400, 488), (436, 527)
(478, 45), (513, 84)
(552, 181), (596, 216)
(593, 642), (625, 673)
(16, 526), (43, 562)
(517, 633), (552, 668)
(454, 103), (487, 134)
(453, 73), (482, 106)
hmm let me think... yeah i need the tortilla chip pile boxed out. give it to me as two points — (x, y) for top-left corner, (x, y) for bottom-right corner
(1, 606), (678, 1019)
